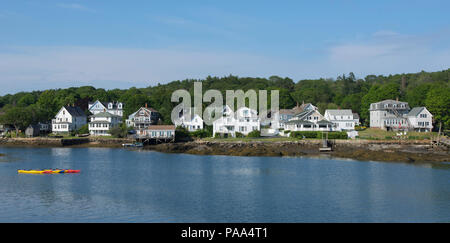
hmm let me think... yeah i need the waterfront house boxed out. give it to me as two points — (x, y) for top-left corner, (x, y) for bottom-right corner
(369, 99), (410, 131)
(88, 111), (122, 136)
(38, 122), (51, 133)
(88, 100), (124, 117)
(52, 105), (87, 133)
(212, 105), (260, 137)
(137, 125), (175, 140)
(272, 102), (318, 130)
(405, 107), (433, 132)
(324, 109), (355, 131)
(125, 104), (161, 128)
(353, 113), (360, 126)
(174, 109), (204, 132)
(285, 106), (334, 132)
(369, 99), (434, 132)
(25, 124), (40, 137)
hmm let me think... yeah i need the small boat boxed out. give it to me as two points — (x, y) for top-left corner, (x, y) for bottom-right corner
(18, 169), (80, 174)
(122, 142), (143, 147)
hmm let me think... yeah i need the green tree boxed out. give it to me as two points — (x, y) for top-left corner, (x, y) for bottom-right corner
(0, 106), (32, 135)
(425, 85), (450, 129)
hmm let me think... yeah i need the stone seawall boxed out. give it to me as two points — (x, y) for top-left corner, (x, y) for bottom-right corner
(145, 139), (449, 164)
(0, 137), (134, 147)
(0, 137), (448, 163)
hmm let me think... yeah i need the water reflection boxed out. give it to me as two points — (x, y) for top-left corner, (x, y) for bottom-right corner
(0, 146), (448, 222)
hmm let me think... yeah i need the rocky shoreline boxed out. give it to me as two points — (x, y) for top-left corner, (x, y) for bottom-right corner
(0, 137), (448, 164)
(145, 139), (450, 164)
(0, 137), (134, 148)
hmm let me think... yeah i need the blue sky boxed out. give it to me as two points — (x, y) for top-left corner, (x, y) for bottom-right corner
(1, 0), (450, 94)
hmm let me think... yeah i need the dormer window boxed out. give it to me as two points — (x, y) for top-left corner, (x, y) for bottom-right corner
(108, 103), (113, 109)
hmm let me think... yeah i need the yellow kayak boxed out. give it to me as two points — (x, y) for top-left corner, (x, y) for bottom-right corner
(18, 169), (63, 174)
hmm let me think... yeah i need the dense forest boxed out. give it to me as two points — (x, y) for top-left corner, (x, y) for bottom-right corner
(0, 69), (449, 132)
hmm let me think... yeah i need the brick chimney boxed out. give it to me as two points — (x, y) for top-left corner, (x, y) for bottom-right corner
(145, 103), (148, 108)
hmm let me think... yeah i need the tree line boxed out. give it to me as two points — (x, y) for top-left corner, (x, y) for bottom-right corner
(0, 68), (449, 132)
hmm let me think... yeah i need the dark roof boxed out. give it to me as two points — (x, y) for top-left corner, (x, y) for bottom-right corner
(317, 119), (333, 124)
(64, 106), (86, 117)
(285, 120), (314, 125)
(407, 107), (425, 117)
(352, 113), (360, 119)
(90, 111), (121, 118)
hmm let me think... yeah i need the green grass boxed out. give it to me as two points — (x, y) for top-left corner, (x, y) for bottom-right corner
(357, 128), (437, 140)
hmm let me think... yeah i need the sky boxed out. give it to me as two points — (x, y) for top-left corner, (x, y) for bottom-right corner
(1, 0), (450, 94)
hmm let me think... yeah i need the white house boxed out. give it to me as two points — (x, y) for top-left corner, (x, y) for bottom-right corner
(324, 109), (355, 131)
(174, 110), (204, 132)
(88, 111), (122, 136)
(88, 100), (124, 117)
(285, 108), (334, 132)
(52, 105), (87, 133)
(212, 105), (260, 137)
(406, 107), (433, 132)
(353, 113), (360, 126)
(125, 105), (161, 128)
(136, 125), (175, 140)
(272, 102), (317, 130)
(369, 99), (410, 130)
(369, 99), (433, 132)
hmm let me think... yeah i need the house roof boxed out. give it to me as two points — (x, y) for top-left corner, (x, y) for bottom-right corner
(64, 106), (86, 117)
(325, 109), (353, 116)
(293, 109), (315, 120)
(89, 100), (123, 109)
(407, 107), (426, 117)
(317, 119), (334, 124)
(352, 113), (360, 119)
(90, 111), (121, 118)
(89, 120), (111, 124)
(370, 99), (410, 111)
(285, 120), (314, 125)
(147, 125), (175, 130)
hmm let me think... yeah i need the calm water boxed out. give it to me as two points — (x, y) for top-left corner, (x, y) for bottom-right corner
(0, 146), (449, 222)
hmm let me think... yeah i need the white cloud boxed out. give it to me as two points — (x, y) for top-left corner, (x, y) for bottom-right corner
(0, 29), (448, 94)
(0, 46), (313, 94)
(326, 30), (450, 77)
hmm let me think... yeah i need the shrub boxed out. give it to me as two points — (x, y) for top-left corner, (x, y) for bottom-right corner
(247, 130), (261, 138)
(77, 124), (89, 134)
(175, 126), (191, 140)
(235, 132), (245, 138)
(290, 131), (319, 139)
(327, 132), (348, 139)
(190, 129), (211, 138)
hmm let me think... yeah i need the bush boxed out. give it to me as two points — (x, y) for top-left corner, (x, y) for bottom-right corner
(190, 129), (211, 138)
(290, 131), (319, 139)
(327, 132), (348, 139)
(175, 126), (191, 140)
(289, 131), (348, 139)
(77, 124), (89, 134)
(235, 132), (245, 138)
(247, 130), (261, 138)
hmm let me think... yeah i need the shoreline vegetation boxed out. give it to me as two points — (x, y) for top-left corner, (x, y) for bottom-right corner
(1, 136), (448, 164)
